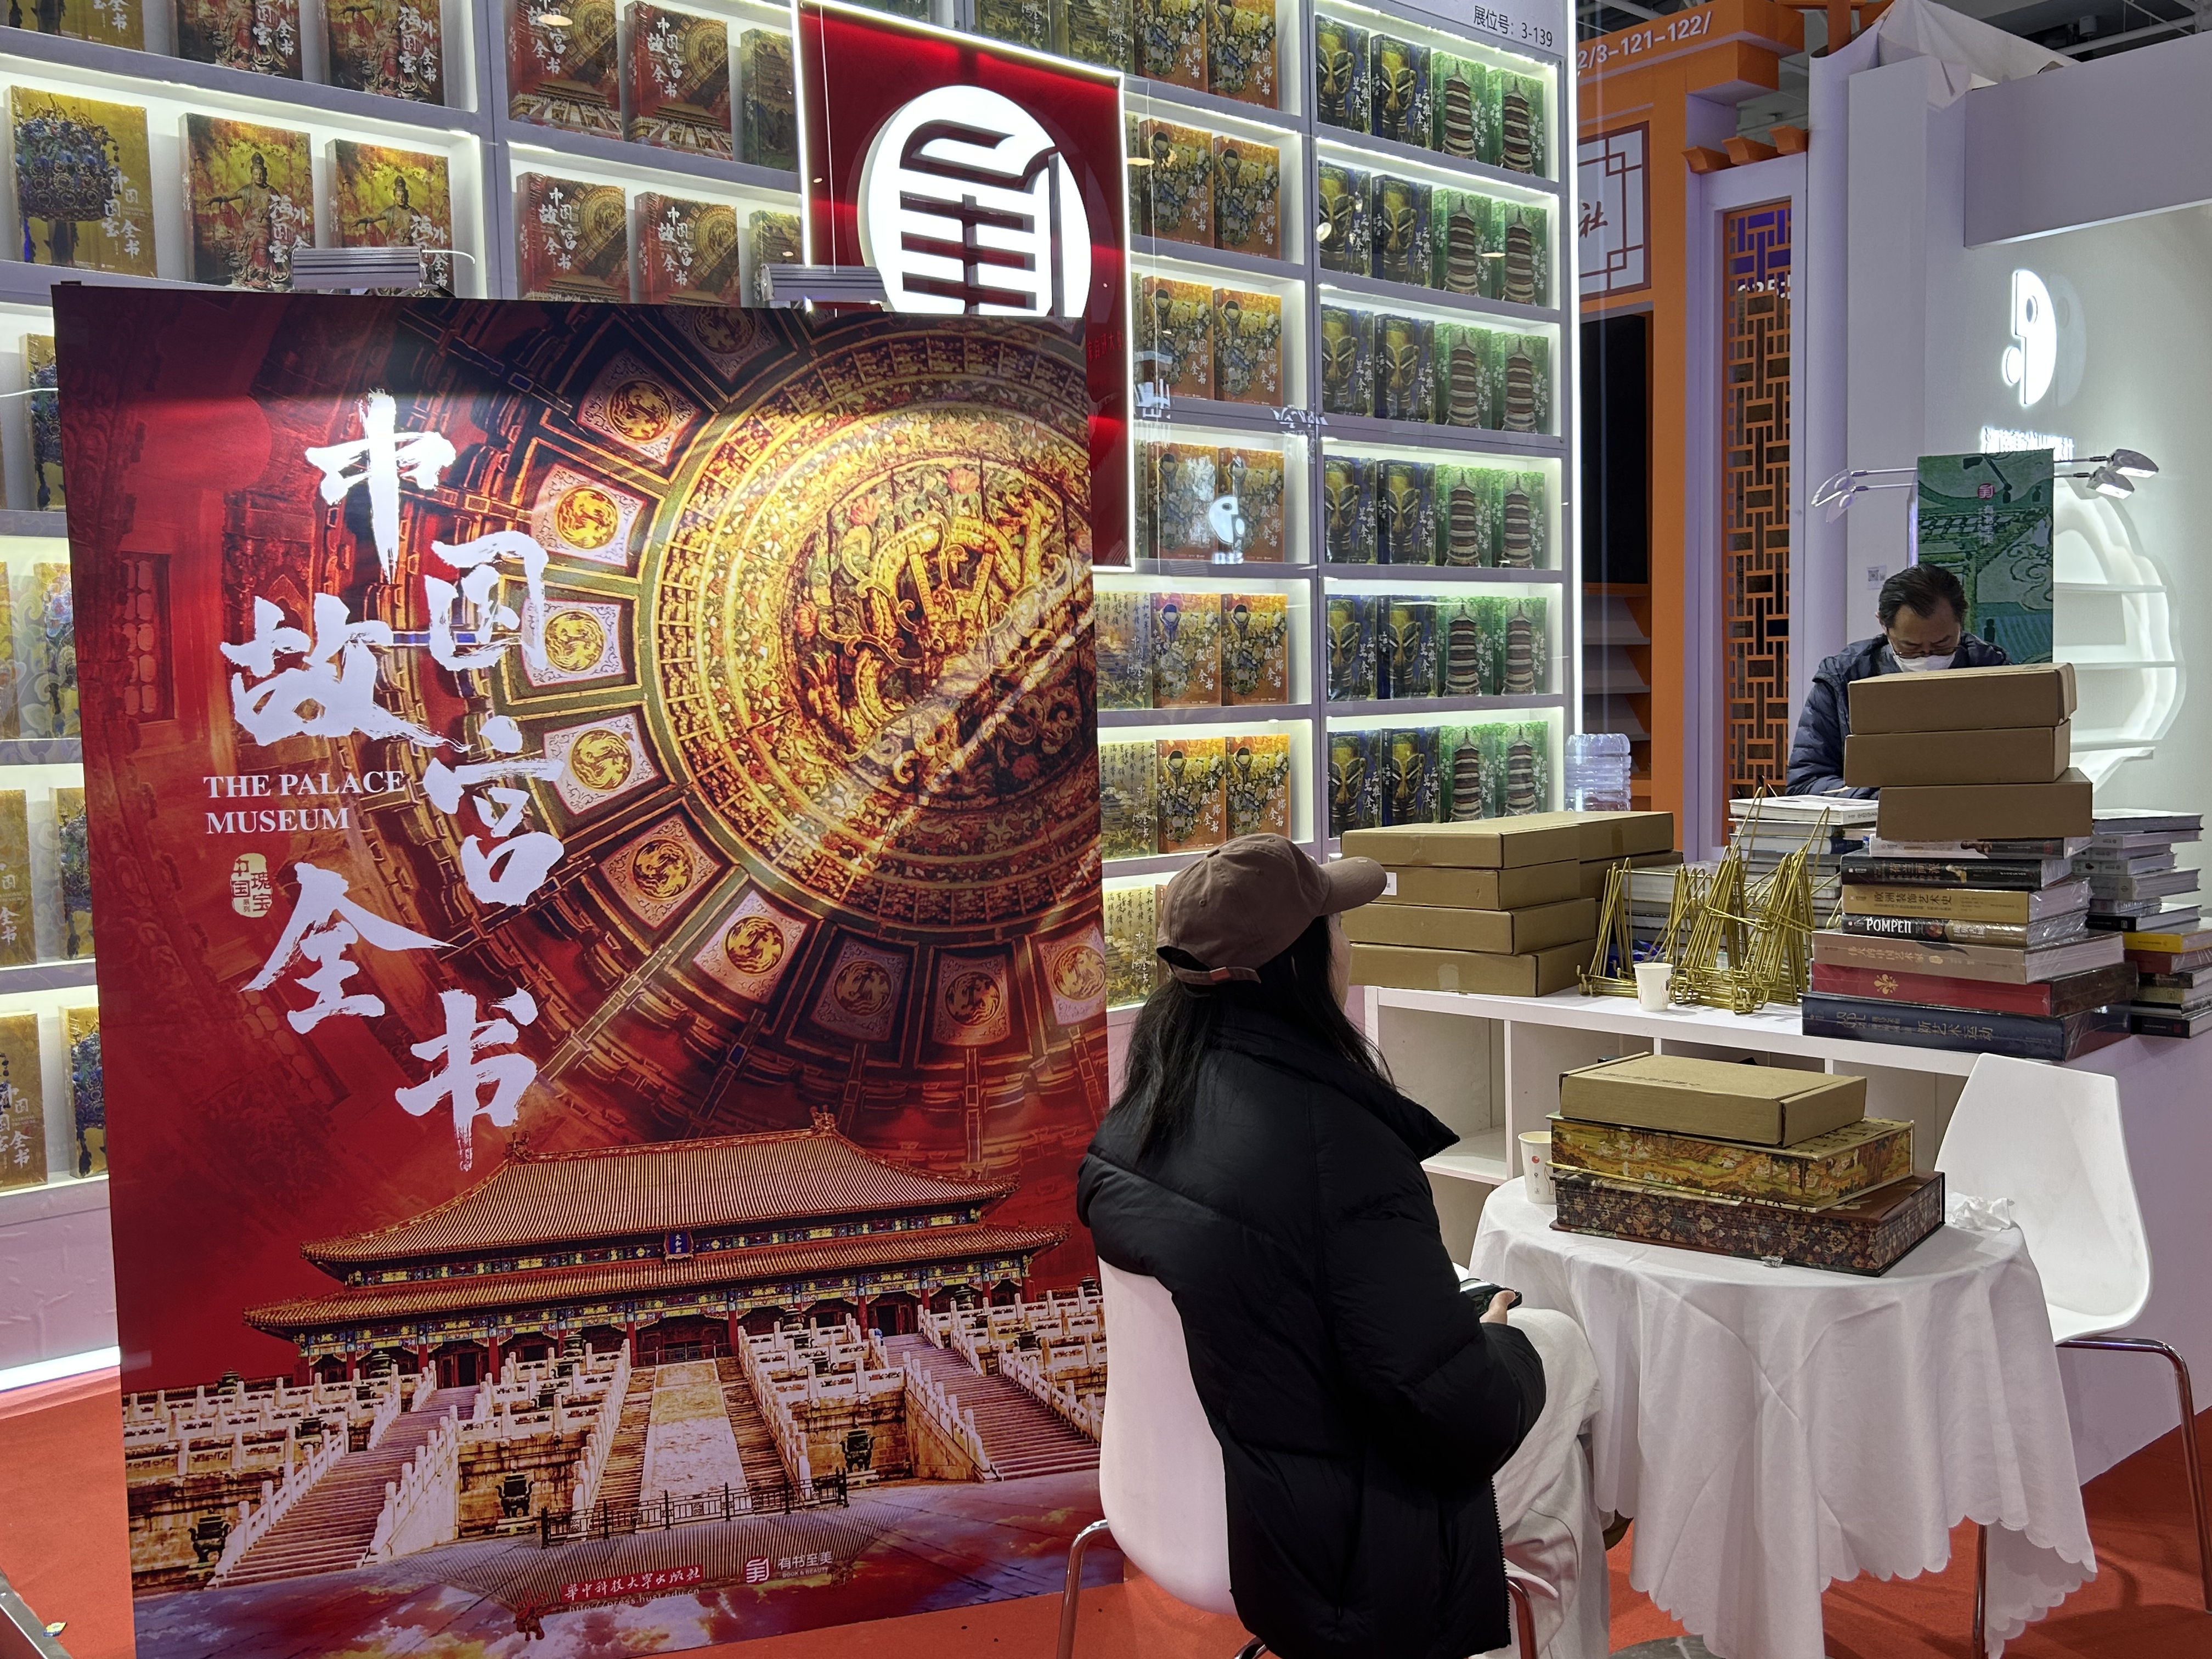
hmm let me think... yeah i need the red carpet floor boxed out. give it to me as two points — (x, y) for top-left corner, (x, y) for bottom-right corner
(4, 1371), (2204, 1658)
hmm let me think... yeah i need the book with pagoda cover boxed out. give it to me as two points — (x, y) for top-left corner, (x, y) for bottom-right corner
(184, 114), (313, 290)
(330, 140), (453, 295)
(636, 192), (744, 306)
(10, 88), (156, 276)
(516, 172), (630, 302)
(627, 2), (734, 157)
(509, 0), (620, 134)
(325, 0), (442, 103)
(176, 0), (302, 77)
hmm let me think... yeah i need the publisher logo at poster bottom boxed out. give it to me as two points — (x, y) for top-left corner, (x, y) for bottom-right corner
(561, 1564), (704, 1604)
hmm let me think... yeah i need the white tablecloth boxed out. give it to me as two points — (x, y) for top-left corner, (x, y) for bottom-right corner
(1470, 1181), (2095, 1659)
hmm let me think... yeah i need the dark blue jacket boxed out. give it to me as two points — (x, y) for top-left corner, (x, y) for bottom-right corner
(1786, 632), (2012, 796)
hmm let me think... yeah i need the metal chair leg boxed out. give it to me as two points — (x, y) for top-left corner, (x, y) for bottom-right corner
(1504, 1576), (1539, 1659)
(1971, 1522), (1988, 1659)
(1056, 1519), (1113, 1659)
(1230, 1643), (1268, 1658)
(2060, 1336), (2212, 1613)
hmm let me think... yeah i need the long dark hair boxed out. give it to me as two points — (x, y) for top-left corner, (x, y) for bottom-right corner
(1113, 915), (1391, 1156)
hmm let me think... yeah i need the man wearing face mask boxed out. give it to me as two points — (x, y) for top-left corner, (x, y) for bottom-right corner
(1786, 565), (2011, 796)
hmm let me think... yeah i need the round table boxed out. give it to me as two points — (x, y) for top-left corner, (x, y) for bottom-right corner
(1470, 1180), (2095, 1659)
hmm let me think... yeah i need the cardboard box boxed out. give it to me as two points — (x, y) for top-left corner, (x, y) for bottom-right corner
(1344, 898), (1597, 955)
(1341, 817), (1582, 869)
(1848, 662), (2076, 735)
(1548, 1114), (1915, 1208)
(1349, 938), (1594, 996)
(1554, 1170), (1944, 1276)
(1378, 859), (1580, 910)
(1570, 810), (1676, 860)
(1875, 770), (2094, 842)
(1558, 1053), (1866, 1146)
(1843, 723), (2070, 787)
(1579, 851), (1678, 901)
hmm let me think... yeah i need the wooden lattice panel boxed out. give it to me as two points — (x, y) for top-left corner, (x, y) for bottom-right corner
(1723, 202), (1792, 797)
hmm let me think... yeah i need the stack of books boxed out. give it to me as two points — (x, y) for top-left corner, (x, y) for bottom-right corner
(1341, 811), (1671, 996)
(1728, 793), (1876, 912)
(1799, 664), (2130, 1060)
(2083, 809), (2212, 1037)
(1548, 1054), (1940, 1276)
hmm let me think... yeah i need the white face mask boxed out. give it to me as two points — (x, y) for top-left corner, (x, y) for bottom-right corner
(1892, 650), (1955, 673)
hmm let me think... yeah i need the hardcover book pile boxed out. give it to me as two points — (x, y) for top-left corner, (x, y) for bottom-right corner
(1097, 590), (1291, 710)
(1326, 592), (1548, 701)
(1101, 733), (1294, 860)
(1312, 16), (1549, 177)
(1729, 792), (1874, 912)
(1319, 304), (1551, 433)
(1339, 811), (1671, 996)
(1805, 664), (2128, 1060)
(1329, 723), (1551, 832)
(1323, 458), (1550, 569)
(2082, 809), (2211, 1037)
(1136, 439), (1288, 562)
(1549, 1054), (1939, 1277)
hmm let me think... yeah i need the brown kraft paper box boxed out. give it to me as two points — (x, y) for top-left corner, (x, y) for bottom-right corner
(1558, 1054), (1866, 1146)
(1341, 817), (1582, 869)
(1875, 769), (2094, 843)
(1843, 723), (2070, 788)
(1349, 938), (1595, 996)
(1377, 859), (1581, 910)
(1847, 661), (2075, 735)
(1345, 898), (1596, 955)
(1568, 810), (1676, 861)
(1579, 851), (1678, 901)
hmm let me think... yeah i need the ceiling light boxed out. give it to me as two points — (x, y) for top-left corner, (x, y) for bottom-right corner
(1312, 218), (1329, 241)
(535, 8), (572, 25)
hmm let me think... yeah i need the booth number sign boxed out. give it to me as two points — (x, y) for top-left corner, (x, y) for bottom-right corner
(1576, 6), (1712, 71)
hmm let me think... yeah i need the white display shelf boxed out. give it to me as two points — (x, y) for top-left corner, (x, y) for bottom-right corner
(503, 130), (802, 199)
(0, 510), (64, 537)
(1124, 74), (1304, 137)
(1137, 397), (1309, 437)
(1319, 270), (1560, 328)
(1100, 704), (1310, 728)
(1316, 129), (1560, 202)
(0, 1170), (107, 1224)
(1108, 557), (1316, 578)
(1105, 848), (1226, 880)
(1322, 566), (1565, 585)
(1422, 1131), (1509, 1185)
(1131, 236), (1308, 287)
(0, 264), (189, 308)
(1325, 692), (1563, 720)
(1319, 413), (1565, 455)
(0, 958), (94, 994)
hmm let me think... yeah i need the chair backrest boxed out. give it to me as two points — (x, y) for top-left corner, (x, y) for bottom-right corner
(1934, 1053), (2149, 1334)
(1097, 1262), (1238, 1618)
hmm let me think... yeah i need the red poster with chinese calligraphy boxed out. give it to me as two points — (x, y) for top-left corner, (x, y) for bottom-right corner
(55, 288), (1109, 1654)
(796, 1), (1131, 564)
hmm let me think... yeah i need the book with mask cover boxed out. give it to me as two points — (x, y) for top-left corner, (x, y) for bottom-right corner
(1379, 727), (1442, 826)
(1317, 161), (1370, 275)
(1329, 729), (1380, 835)
(1313, 14), (1368, 131)
(1322, 455), (1375, 564)
(1150, 591), (1223, 708)
(1375, 314), (1434, 424)
(1370, 174), (1431, 288)
(1319, 305), (1374, 417)
(1211, 136), (1279, 258)
(1377, 595), (1438, 702)
(1376, 460), (1435, 567)
(1369, 35), (1430, 146)
(1326, 592), (1375, 702)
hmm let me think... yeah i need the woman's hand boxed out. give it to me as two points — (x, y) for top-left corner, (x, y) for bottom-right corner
(1480, 1290), (1517, 1325)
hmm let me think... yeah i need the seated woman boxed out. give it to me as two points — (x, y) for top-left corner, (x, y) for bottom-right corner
(1080, 834), (1583, 1659)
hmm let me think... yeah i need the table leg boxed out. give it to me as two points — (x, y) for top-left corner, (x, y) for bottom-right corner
(1971, 1522), (1989, 1658)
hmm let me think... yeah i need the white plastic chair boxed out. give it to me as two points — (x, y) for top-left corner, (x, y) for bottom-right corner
(1056, 1261), (1542, 1659)
(1936, 1053), (2212, 1654)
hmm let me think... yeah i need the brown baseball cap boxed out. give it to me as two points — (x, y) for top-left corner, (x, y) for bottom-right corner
(1155, 834), (1387, 985)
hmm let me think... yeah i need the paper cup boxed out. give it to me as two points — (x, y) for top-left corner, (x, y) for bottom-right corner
(1634, 961), (1674, 1012)
(1519, 1131), (1555, 1205)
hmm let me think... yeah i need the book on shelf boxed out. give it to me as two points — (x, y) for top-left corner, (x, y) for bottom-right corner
(1323, 457), (1376, 564)
(1216, 448), (1285, 561)
(1810, 927), (2124, 983)
(0, 793), (30, 968)
(331, 142), (454, 295)
(184, 115), (314, 291)
(0, 1012), (43, 1194)
(19, 0), (143, 45)
(1212, 136), (1280, 259)
(975, 0), (1051, 51)
(516, 174), (631, 303)
(1378, 461), (1435, 568)
(1484, 198), (1550, 308)
(1103, 883), (1160, 1007)
(510, 0), (620, 133)
(1135, 0), (1206, 87)
(1316, 161), (1372, 276)
(55, 786), (91, 960)
(1489, 329), (1552, 435)
(1375, 314), (1434, 424)
(635, 194), (744, 306)
(1324, 594), (1375, 702)
(1437, 324), (1489, 429)
(177, 0), (303, 77)
(1807, 961), (2138, 1019)
(1137, 120), (1212, 246)
(326, 0), (442, 103)
(1220, 592), (1289, 706)
(748, 210), (800, 303)
(1436, 602), (1490, 699)
(1432, 188), (1485, 294)
(1376, 727), (1441, 826)
(18, 340), (60, 511)
(1376, 595), (1438, 702)
(1207, 0), (1276, 105)
(1224, 732), (1292, 839)
(1368, 33), (1430, 148)
(1142, 443), (1218, 561)
(1840, 878), (2089, 925)
(627, 2), (734, 157)
(1371, 175), (1431, 288)
(13, 563), (76, 741)
(1149, 591), (1222, 709)
(739, 27), (798, 171)
(1096, 591), (1154, 711)
(1099, 741), (1159, 860)
(1799, 993), (2128, 1063)
(1313, 16), (1370, 131)
(1488, 66), (1548, 176)
(1319, 306), (1374, 416)
(12, 88), (157, 276)
(1212, 289), (1282, 405)
(1138, 276), (1215, 399)
(1838, 854), (2077, 890)
(1156, 736), (1227, 854)
(1329, 729), (1379, 834)
(1061, 0), (1135, 72)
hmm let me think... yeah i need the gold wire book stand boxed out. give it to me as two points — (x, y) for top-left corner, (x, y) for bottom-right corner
(1578, 795), (1837, 1012)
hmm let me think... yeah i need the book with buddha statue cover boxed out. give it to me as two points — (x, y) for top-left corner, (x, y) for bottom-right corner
(53, 285), (1106, 1656)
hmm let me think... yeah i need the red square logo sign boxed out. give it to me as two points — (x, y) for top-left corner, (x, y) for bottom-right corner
(744, 1557), (771, 1584)
(795, 1), (1130, 563)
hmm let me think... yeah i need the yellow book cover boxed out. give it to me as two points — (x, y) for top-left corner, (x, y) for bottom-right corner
(56, 786), (92, 959)
(0, 1012), (42, 1193)
(1104, 884), (1159, 1007)
(331, 140), (455, 295)
(15, 563), (77, 739)
(1156, 735), (1227, 854)
(1150, 591), (1222, 707)
(1839, 885), (2047, 924)
(0, 792), (31, 967)
(1221, 591), (1289, 705)
(1224, 732), (1291, 839)
(66, 1003), (101, 1178)
(10, 88), (157, 275)
(23, 336), (64, 514)
(184, 113), (315, 290)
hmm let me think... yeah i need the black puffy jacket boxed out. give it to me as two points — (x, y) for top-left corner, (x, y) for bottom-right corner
(1076, 1003), (1546, 1659)
(1786, 631), (2011, 796)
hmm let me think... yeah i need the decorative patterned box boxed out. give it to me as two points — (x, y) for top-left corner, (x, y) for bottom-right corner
(1553, 1169), (1946, 1277)
(1549, 1115), (1916, 1208)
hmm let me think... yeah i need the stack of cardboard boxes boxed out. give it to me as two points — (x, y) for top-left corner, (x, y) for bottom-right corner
(1340, 810), (1673, 996)
(1549, 1054), (1942, 1275)
(1802, 663), (2134, 1061)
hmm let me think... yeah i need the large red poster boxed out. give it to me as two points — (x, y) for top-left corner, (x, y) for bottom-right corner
(58, 289), (1108, 1653)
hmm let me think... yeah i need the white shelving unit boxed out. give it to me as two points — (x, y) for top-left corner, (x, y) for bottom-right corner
(1359, 986), (1976, 1262)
